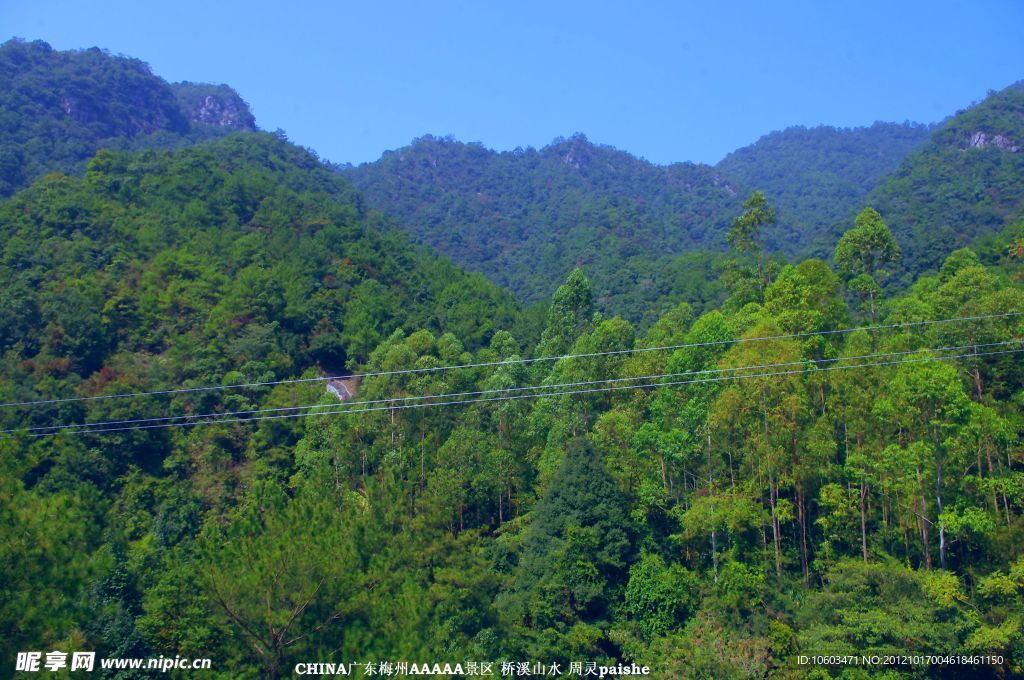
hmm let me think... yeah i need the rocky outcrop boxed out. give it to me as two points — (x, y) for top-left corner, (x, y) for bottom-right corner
(964, 131), (1019, 152)
(171, 82), (257, 130)
(326, 377), (361, 402)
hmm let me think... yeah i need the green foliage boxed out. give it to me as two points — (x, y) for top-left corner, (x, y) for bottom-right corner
(763, 259), (848, 334)
(536, 268), (595, 358)
(5, 222), (1024, 672)
(0, 133), (523, 378)
(625, 553), (700, 639)
(346, 88), (1022, 315)
(798, 559), (972, 665)
(834, 208), (902, 322)
(727, 191), (775, 257)
(346, 121), (941, 320)
(198, 480), (365, 678)
(0, 467), (106, 666)
(507, 438), (633, 657)
(834, 207), (902, 279)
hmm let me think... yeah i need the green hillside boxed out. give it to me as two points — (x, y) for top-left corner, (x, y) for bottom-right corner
(716, 122), (932, 246)
(342, 134), (744, 311)
(343, 124), (941, 321)
(857, 81), (1024, 284)
(0, 133), (524, 400)
(4, 206), (1023, 675)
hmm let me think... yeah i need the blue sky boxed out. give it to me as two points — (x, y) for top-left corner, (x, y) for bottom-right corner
(3, 0), (1022, 166)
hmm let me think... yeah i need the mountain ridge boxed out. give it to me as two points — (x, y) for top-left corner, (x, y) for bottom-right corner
(0, 38), (257, 196)
(342, 132), (744, 310)
(341, 121), (941, 316)
(5, 37), (1021, 314)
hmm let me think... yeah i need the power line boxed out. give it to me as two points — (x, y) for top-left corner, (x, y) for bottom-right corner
(2, 310), (1020, 409)
(12, 340), (1020, 435)
(20, 346), (1023, 438)
(18, 341), (1010, 432)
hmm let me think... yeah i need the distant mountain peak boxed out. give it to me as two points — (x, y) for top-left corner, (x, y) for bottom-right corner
(0, 38), (259, 196)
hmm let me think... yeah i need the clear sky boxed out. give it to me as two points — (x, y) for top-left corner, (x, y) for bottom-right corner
(3, 0), (1022, 166)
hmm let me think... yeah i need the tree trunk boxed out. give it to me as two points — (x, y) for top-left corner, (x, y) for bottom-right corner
(919, 514), (931, 569)
(769, 477), (782, 580)
(860, 480), (869, 563)
(971, 343), (984, 400)
(798, 484), (809, 585)
(915, 466), (932, 569)
(707, 433), (718, 583)
(936, 453), (947, 570)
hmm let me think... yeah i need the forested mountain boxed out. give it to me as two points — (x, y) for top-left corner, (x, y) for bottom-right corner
(846, 81), (1024, 284)
(345, 87), (1023, 316)
(3, 36), (1024, 679)
(4, 170), (1023, 674)
(716, 122), (932, 244)
(0, 38), (256, 197)
(0, 132), (525, 403)
(5, 34), (1017, 313)
(342, 134), (745, 310)
(342, 125), (937, 320)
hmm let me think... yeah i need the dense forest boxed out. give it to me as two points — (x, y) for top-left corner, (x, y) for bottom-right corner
(2, 39), (1024, 680)
(346, 84), (1024, 316)
(715, 122), (932, 241)
(342, 133), (744, 313)
(341, 127), (933, 315)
